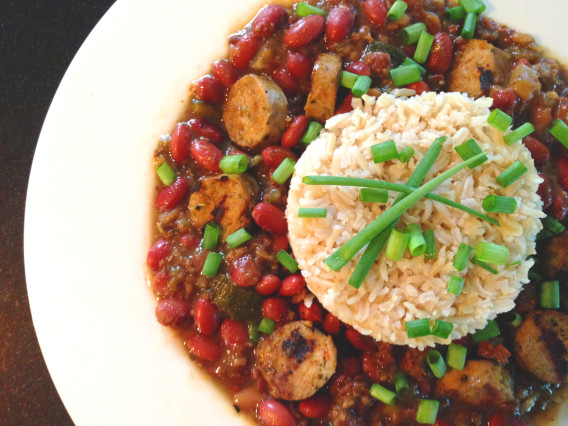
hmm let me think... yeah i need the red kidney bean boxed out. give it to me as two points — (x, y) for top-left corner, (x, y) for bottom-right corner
(147, 238), (171, 271)
(491, 89), (517, 112)
(195, 75), (224, 104)
(190, 139), (223, 172)
(523, 135), (550, 165)
(434, 420), (451, 426)
(281, 115), (309, 148)
(326, 7), (355, 43)
(231, 254), (261, 287)
(336, 93), (355, 114)
(252, 4), (288, 38)
(170, 122), (191, 164)
(338, 356), (362, 376)
(220, 319), (249, 348)
(180, 233), (199, 248)
(279, 274), (306, 296)
(557, 156), (568, 189)
(299, 301), (323, 322)
(151, 270), (170, 294)
(552, 188), (568, 221)
(323, 312), (340, 334)
(155, 177), (189, 211)
(487, 411), (525, 426)
(258, 400), (296, 426)
(232, 33), (259, 69)
(345, 328), (377, 352)
(253, 202), (288, 234)
(364, 0), (388, 27)
(427, 32), (453, 74)
(298, 395), (331, 419)
(263, 297), (288, 322)
(345, 61), (371, 77)
(155, 298), (191, 326)
(262, 145), (298, 169)
(284, 15), (325, 48)
(188, 119), (223, 143)
(257, 274), (282, 295)
(187, 333), (222, 362)
(272, 234), (289, 253)
(407, 81), (429, 95)
(272, 67), (299, 95)
(194, 298), (220, 335)
(286, 51), (312, 78)
(537, 173), (553, 210)
(213, 59), (239, 88)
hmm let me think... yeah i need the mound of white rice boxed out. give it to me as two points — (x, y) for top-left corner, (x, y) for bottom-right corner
(287, 91), (544, 348)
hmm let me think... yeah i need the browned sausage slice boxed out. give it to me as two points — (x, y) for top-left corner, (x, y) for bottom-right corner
(223, 74), (288, 150)
(256, 321), (337, 400)
(188, 174), (255, 240)
(305, 53), (342, 122)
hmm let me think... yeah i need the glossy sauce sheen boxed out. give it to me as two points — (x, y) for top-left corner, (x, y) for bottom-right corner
(150, 0), (568, 424)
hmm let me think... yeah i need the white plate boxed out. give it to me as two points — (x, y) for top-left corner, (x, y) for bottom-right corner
(24, 1), (568, 424)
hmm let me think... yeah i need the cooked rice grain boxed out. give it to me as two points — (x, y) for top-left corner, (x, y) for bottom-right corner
(286, 92), (544, 348)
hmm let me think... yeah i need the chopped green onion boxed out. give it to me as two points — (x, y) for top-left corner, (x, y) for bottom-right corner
(536, 227), (554, 242)
(455, 139), (487, 169)
(424, 229), (436, 260)
(359, 188), (389, 203)
(400, 22), (427, 44)
(248, 322), (259, 343)
(461, 12), (477, 39)
(445, 6), (466, 22)
(226, 228), (252, 248)
(272, 157), (295, 184)
(258, 317), (276, 335)
(202, 223), (220, 249)
(488, 108), (513, 132)
(414, 31), (434, 64)
(501, 312), (522, 328)
(541, 280), (560, 309)
(447, 275), (465, 295)
(405, 224), (426, 257)
(371, 140), (399, 163)
(340, 70), (359, 89)
(503, 123), (535, 145)
(388, 0), (408, 20)
(432, 320), (454, 339)
(496, 161), (528, 188)
(446, 343), (467, 370)
(386, 229), (409, 261)
(528, 270), (543, 281)
(549, 119), (568, 148)
(298, 207), (327, 218)
(482, 195), (518, 214)
(369, 383), (397, 405)
(219, 154), (248, 174)
(201, 252), (223, 276)
(416, 399), (439, 424)
(474, 241), (509, 265)
(459, 0), (485, 13)
(302, 176), (499, 226)
(156, 162), (175, 186)
(402, 57), (426, 76)
(427, 350), (447, 378)
(390, 64), (422, 86)
(507, 260), (521, 266)
(301, 121), (323, 144)
(352, 75), (372, 97)
(471, 257), (498, 274)
(542, 216), (566, 234)
(276, 250), (299, 273)
(472, 319), (500, 343)
(295, 1), (326, 17)
(398, 146), (415, 163)
(394, 372), (409, 394)
(453, 243), (473, 272)
(405, 318), (431, 338)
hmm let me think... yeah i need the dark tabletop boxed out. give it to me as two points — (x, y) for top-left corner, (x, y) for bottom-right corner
(0, 1), (115, 424)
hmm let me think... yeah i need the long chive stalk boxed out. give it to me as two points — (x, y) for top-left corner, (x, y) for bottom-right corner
(324, 152), (485, 271)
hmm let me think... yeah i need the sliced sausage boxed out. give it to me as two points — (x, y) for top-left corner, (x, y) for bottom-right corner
(434, 360), (514, 407)
(188, 174), (255, 240)
(544, 230), (568, 277)
(514, 310), (568, 383)
(223, 74), (288, 151)
(448, 39), (511, 98)
(305, 53), (342, 122)
(256, 321), (337, 400)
